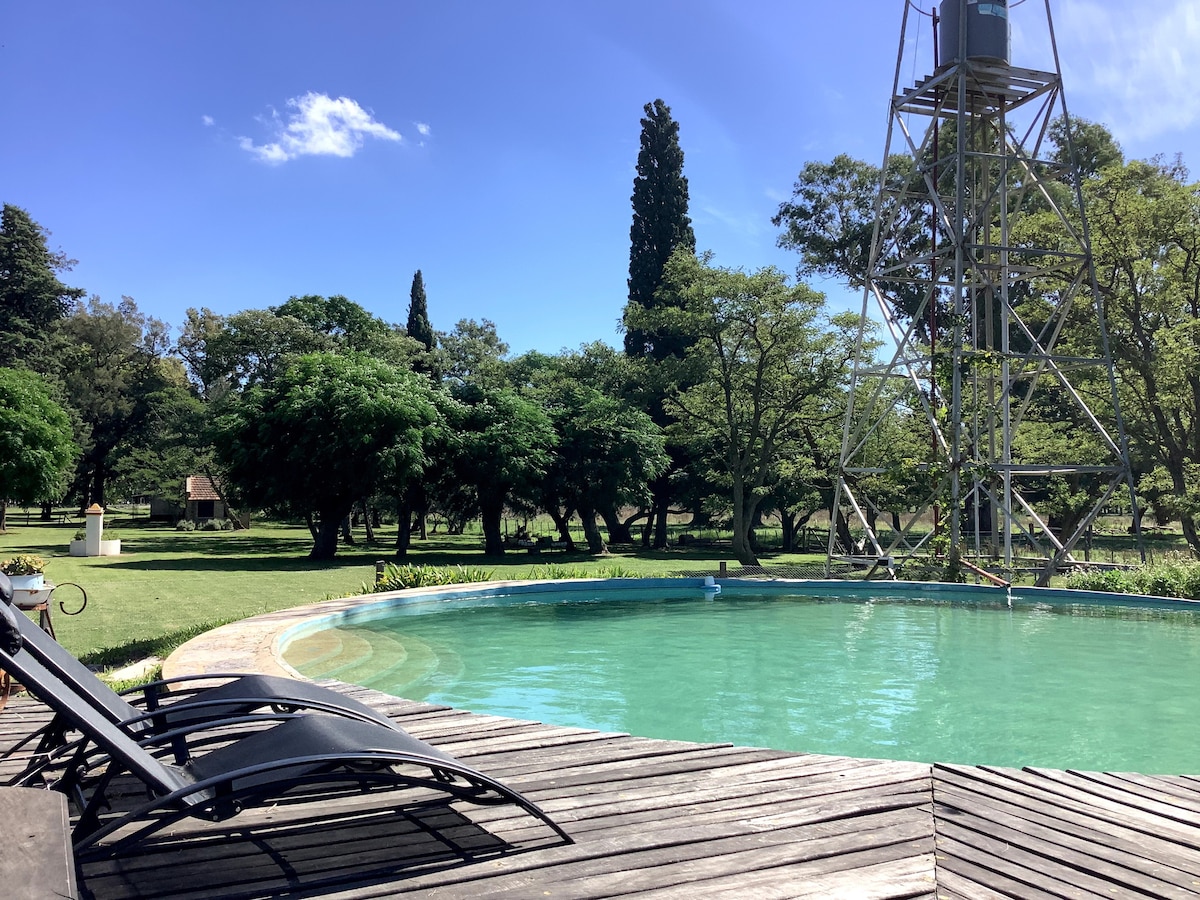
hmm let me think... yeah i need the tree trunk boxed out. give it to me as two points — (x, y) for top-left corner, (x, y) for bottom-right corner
(340, 515), (355, 546)
(547, 507), (575, 548)
(600, 506), (634, 544)
(1183, 513), (1200, 555)
(834, 507), (855, 555)
(395, 496), (412, 559)
(0, 501), (7, 533)
(304, 511), (318, 540)
(90, 461), (107, 508)
(654, 490), (669, 549)
(780, 510), (796, 552)
(730, 478), (759, 566)
(579, 505), (607, 555)
(480, 496), (505, 556)
(40, 502), (53, 522)
(309, 515), (341, 559)
(362, 501), (376, 542)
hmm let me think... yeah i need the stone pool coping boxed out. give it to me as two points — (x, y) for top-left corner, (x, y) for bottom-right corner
(163, 576), (1192, 681)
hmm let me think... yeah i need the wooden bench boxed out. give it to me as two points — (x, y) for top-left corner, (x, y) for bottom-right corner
(0, 787), (78, 899)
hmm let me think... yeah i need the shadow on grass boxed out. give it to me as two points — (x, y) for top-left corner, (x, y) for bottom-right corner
(103, 537), (738, 574)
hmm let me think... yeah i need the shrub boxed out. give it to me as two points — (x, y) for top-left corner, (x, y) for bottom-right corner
(1066, 557), (1200, 600)
(221, 519), (235, 531)
(200, 519), (223, 531)
(175, 520), (195, 532)
(364, 564), (494, 593)
(1065, 567), (1133, 594)
(72, 528), (118, 541)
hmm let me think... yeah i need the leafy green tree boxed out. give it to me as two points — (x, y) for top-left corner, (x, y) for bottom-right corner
(623, 99), (695, 360)
(1074, 156), (1200, 550)
(178, 306), (331, 399)
(0, 204), (85, 372)
(518, 353), (669, 554)
(443, 385), (556, 555)
(773, 153), (929, 329)
(57, 296), (175, 507)
(438, 318), (510, 388)
(0, 367), (78, 531)
(214, 353), (438, 559)
(179, 296), (418, 400)
(633, 251), (855, 565)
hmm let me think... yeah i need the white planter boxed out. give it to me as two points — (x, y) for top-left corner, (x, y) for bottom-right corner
(8, 573), (44, 591)
(70, 538), (120, 557)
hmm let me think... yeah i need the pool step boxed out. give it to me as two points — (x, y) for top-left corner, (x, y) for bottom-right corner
(284, 628), (374, 679)
(285, 626), (466, 695)
(318, 628), (414, 685)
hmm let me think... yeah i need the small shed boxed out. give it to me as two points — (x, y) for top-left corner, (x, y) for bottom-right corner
(185, 476), (227, 524)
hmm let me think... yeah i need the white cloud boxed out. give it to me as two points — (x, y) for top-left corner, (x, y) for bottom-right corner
(1057, 0), (1200, 142)
(238, 92), (402, 164)
(416, 122), (431, 137)
(201, 114), (215, 127)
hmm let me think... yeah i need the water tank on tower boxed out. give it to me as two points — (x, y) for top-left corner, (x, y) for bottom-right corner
(939, 0), (1011, 66)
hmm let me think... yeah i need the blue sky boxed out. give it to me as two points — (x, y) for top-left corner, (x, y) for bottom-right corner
(3, 1), (1198, 355)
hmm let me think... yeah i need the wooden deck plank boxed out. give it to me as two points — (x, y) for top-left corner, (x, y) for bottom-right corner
(935, 833), (1110, 900)
(940, 765), (1200, 849)
(936, 814), (1192, 899)
(934, 766), (1200, 868)
(419, 812), (935, 898)
(933, 784), (1200, 894)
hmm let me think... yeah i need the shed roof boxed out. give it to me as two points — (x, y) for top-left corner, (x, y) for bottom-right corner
(185, 475), (222, 502)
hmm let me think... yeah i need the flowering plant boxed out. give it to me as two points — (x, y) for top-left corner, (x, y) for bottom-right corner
(0, 554), (47, 576)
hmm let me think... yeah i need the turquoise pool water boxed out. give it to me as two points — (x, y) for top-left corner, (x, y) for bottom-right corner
(285, 587), (1200, 773)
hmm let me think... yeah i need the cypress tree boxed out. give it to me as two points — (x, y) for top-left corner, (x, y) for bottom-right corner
(406, 270), (435, 352)
(622, 99), (695, 360)
(0, 204), (85, 371)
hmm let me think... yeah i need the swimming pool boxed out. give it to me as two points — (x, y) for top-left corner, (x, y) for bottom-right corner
(281, 580), (1200, 774)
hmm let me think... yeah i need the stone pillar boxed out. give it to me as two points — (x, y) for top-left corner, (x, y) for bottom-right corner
(85, 504), (104, 557)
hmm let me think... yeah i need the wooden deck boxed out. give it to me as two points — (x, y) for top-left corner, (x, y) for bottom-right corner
(4, 685), (1200, 898)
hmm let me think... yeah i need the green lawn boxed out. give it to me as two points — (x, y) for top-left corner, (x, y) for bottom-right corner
(0, 515), (783, 665)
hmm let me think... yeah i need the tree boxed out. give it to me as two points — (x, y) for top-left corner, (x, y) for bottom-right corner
(0, 204), (85, 372)
(632, 251), (855, 565)
(438, 318), (510, 388)
(443, 385), (556, 556)
(622, 99), (695, 360)
(518, 353), (669, 554)
(406, 271), (435, 352)
(773, 153), (929, 329)
(57, 296), (175, 507)
(621, 99), (697, 548)
(177, 306), (331, 399)
(1070, 156), (1200, 550)
(0, 368), (77, 531)
(179, 296), (419, 400)
(213, 353), (438, 559)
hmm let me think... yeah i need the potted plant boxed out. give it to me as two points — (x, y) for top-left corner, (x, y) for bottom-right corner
(1, 554), (48, 591)
(69, 528), (121, 557)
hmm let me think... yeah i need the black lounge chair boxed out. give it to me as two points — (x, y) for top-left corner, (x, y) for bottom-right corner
(0, 600), (572, 860)
(0, 571), (409, 744)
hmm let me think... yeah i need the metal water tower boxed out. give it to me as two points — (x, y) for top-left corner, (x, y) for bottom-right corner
(829, 0), (1139, 584)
